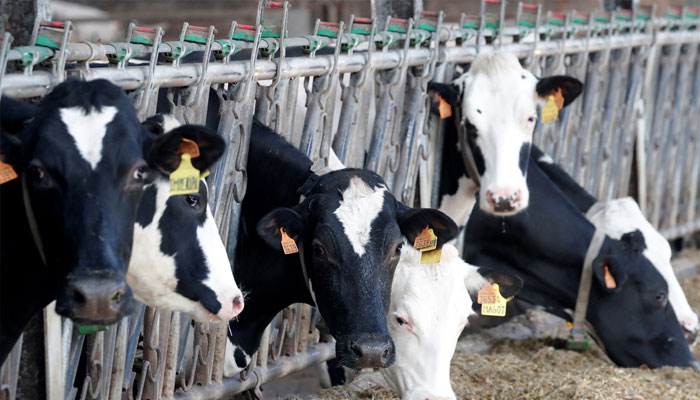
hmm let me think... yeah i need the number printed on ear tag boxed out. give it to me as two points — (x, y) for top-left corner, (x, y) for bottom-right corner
(169, 153), (200, 195)
(0, 161), (18, 184)
(280, 227), (299, 255)
(541, 94), (559, 123)
(479, 283), (510, 317)
(413, 226), (437, 251)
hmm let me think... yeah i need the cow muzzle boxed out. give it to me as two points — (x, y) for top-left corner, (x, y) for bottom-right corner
(56, 276), (134, 324)
(339, 334), (395, 369)
(485, 188), (523, 214)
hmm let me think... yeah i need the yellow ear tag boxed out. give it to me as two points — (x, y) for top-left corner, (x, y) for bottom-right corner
(420, 247), (442, 264)
(0, 161), (18, 184)
(541, 94), (559, 123)
(438, 94), (452, 119)
(413, 226), (438, 251)
(169, 153), (201, 195)
(478, 283), (510, 317)
(604, 265), (617, 289)
(280, 227), (299, 255)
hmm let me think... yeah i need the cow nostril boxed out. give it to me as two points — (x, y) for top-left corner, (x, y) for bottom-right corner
(349, 341), (362, 358)
(71, 287), (86, 305)
(233, 296), (243, 306)
(381, 346), (391, 363)
(112, 290), (122, 304)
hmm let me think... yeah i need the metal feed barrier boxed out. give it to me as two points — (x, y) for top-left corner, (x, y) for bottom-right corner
(1, 1), (700, 399)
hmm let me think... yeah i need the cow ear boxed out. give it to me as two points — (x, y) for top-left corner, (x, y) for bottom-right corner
(474, 267), (523, 299)
(145, 125), (225, 174)
(1, 96), (38, 135)
(536, 76), (583, 108)
(592, 255), (627, 293)
(427, 82), (461, 117)
(396, 202), (459, 248)
(257, 207), (306, 252)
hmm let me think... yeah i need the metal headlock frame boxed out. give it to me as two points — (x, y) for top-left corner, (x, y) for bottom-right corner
(2, 1), (700, 399)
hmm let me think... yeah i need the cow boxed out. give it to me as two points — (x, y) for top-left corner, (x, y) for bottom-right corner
(427, 51), (583, 216)
(0, 80), (238, 362)
(223, 120), (459, 375)
(382, 243), (522, 400)
(531, 146), (700, 338)
(127, 114), (244, 323)
(464, 158), (699, 369)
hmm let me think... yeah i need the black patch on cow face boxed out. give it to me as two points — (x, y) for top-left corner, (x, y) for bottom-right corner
(136, 184), (157, 227)
(465, 121), (486, 177)
(158, 180), (221, 315)
(518, 143), (531, 176)
(234, 347), (248, 368)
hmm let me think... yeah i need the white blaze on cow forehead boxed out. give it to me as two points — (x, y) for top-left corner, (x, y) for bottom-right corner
(334, 177), (387, 257)
(160, 114), (184, 132)
(60, 106), (118, 170)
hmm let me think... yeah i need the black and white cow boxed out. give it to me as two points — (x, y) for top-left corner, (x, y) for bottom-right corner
(126, 114), (244, 322)
(464, 158), (699, 368)
(223, 120), (458, 375)
(530, 146), (699, 337)
(428, 51), (582, 217)
(0, 80), (238, 362)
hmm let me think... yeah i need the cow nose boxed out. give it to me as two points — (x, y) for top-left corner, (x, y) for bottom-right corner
(232, 295), (244, 316)
(485, 189), (522, 213)
(64, 277), (129, 323)
(690, 360), (700, 371)
(347, 336), (395, 368)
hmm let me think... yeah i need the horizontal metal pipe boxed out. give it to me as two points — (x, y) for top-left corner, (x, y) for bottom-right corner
(171, 343), (335, 399)
(660, 219), (700, 240)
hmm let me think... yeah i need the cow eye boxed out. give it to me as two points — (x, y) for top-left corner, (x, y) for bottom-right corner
(132, 166), (148, 183)
(185, 194), (200, 208)
(395, 316), (407, 326)
(395, 243), (403, 257)
(655, 290), (667, 305)
(28, 165), (46, 183)
(313, 243), (326, 257)
(476, 109), (482, 114)
(528, 116), (536, 123)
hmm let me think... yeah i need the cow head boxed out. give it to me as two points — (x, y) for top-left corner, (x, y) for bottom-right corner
(428, 51), (582, 215)
(385, 244), (522, 400)
(588, 230), (699, 368)
(1, 80), (149, 325)
(125, 114), (243, 322)
(257, 169), (458, 369)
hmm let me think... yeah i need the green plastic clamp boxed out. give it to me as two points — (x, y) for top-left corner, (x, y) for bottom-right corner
(214, 39), (243, 59)
(13, 46), (53, 68)
(302, 35), (326, 53)
(341, 34), (361, 51)
(462, 21), (479, 29)
(260, 39), (279, 57)
(416, 22), (437, 32)
(163, 41), (194, 62)
(184, 33), (207, 45)
(131, 34), (154, 46)
(566, 330), (590, 350)
(77, 325), (110, 335)
(387, 24), (407, 33)
(351, 25), (373, 35)
(317, 29), (338, 38)
(409, 31), (428, 46)
(375, 32), (398, 49)
(107, 42), (142, 64)
(518, 20), (536, 28)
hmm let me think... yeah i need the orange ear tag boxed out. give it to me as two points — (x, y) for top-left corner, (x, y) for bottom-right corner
(604, 265), (616, 289)
(553, 88), (565, 110)
(178, 138), (200, 158)
(0, 161), (18, 184)
(280, 227), (299, 255)
(478, 283), (509, 317)
(541, 94), (559, 123)
(413, 226), (437, 251)
(438, 94), (452, 119)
